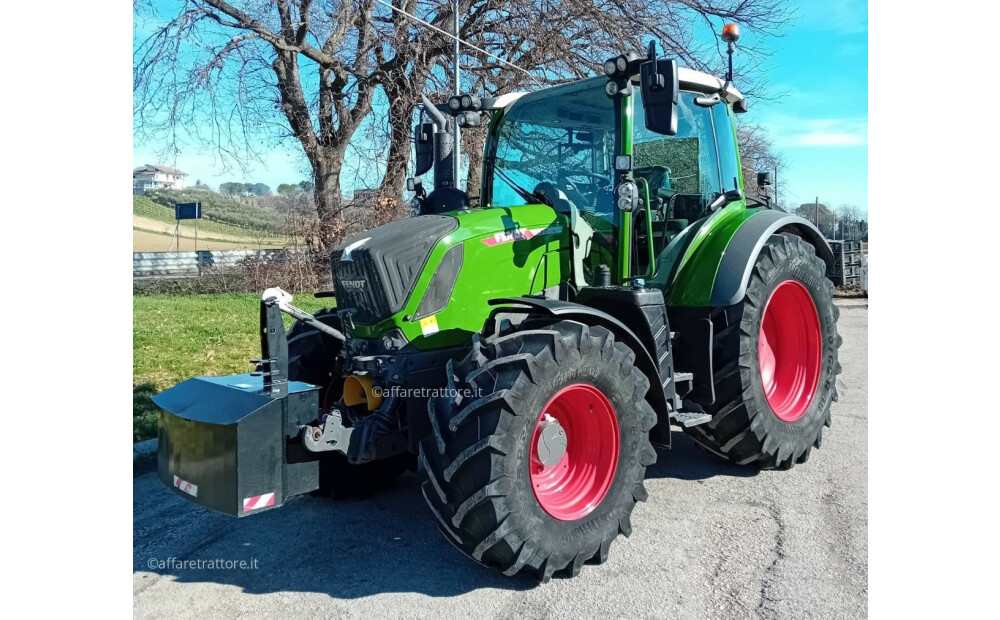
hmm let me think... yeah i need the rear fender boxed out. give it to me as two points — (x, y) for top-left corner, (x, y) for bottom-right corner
(666, 208), (833, 307)
(709, 212), (834, 307)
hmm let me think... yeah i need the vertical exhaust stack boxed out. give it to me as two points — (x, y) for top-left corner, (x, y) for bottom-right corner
(420, 94), (456, 190)
(412, 94), (469, 214)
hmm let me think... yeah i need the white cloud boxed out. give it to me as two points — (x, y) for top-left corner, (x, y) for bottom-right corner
(765, 117), (868, 149)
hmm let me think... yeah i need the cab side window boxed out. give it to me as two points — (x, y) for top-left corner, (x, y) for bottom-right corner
(633, 91), (723, 220)
(711, 103), (741, 192)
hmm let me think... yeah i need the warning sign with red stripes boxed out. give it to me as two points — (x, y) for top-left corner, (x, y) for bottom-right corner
(242, 492), (276, 512)
(172, 475), (198, 498)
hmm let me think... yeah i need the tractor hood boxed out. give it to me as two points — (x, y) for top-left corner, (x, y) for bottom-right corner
(330, 205), (571, 348)
(331, 215), (458, 325)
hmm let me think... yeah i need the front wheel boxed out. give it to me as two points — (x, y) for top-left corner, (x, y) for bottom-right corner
(420, 320), (657, 582)
(684, 233), (842, 469)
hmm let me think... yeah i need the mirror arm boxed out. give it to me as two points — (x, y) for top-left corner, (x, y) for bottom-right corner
(709, 189), (744, 212)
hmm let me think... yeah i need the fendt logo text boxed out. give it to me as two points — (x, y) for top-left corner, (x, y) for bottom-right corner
(341, 279), (367, 290)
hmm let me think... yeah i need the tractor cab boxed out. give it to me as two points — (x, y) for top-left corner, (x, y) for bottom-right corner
(478, 66), (747, 294)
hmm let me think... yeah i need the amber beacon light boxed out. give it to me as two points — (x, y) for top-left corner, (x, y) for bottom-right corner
(722, 23), (740, 43)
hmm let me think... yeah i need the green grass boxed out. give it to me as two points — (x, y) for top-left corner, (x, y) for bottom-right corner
(133, 194), (286, 241)
(133, 293), (332, 441)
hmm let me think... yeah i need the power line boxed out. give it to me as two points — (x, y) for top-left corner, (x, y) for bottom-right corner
(373, 0), (543, 87)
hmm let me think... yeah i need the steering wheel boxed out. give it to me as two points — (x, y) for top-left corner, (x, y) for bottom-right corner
(559, 169), (613, 212)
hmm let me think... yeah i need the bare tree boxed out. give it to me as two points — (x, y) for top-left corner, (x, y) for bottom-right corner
(737, 122), (785, 203)
(135, 0), (384, 247)
(836, 203), (867, 241)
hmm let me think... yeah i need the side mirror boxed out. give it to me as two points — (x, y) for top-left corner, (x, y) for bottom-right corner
(756, 171), (772, 187)
(414, 122), (435, 176)
(407, 177), (426, 197)
(639, 57), (678, 136)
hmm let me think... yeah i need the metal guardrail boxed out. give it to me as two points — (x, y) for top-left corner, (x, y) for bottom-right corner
(133, 249), (290, 278)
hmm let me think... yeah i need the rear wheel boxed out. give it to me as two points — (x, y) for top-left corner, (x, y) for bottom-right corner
(420, 320), (657, 582)
(684, 233), (842, 469)
(285, 310), (415, 496)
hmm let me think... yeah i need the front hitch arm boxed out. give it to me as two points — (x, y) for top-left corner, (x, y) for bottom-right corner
(261, 287), (347, 342)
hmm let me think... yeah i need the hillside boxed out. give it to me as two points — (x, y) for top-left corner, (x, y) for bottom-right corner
(133, 193), (288, 251)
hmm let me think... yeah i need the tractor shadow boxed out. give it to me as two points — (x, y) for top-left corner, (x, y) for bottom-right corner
(133, 430), (751, 599)
(134, 472), (534, 599)
(645, 428), (759, 480)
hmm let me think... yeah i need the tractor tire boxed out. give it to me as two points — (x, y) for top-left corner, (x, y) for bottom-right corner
(419, 320), (657, 582)
(684, 233), (842, 469)
(285, 309), (415, 497)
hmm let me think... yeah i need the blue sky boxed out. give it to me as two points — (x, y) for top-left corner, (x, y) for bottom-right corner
(134, 1), (867, 211)
(749, 0), (868, 211)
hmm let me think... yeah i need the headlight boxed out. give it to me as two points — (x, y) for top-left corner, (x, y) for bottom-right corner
(616, 181), (638, 211)
(448, 96), (461, 111)
(616, 55), (627, 72)
(605, 80), (619, 97)
(381, 333), (397, 352)
(604, 59), (617, 76)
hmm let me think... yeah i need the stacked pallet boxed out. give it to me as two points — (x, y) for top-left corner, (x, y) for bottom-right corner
(827, 240), (863, 287)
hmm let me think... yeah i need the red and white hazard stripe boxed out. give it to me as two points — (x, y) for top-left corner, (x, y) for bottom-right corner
(242, 492), (276, 512)
(173, 475), (198, 498)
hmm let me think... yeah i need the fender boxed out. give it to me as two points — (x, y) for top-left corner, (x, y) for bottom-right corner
(488, 296), (671, 441)
(666, 208), (834, 307)
(710, 211), (833, 307)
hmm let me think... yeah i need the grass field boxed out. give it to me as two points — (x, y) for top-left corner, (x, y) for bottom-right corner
(133, 293), (332, 441)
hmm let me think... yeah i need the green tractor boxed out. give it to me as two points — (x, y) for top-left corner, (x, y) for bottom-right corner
(154, 35), (841, 583)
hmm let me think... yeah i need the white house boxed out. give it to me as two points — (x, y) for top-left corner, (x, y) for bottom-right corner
(133, 164), (187, 194)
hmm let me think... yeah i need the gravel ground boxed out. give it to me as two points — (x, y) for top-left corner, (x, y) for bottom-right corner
(133, 299), (868, 619)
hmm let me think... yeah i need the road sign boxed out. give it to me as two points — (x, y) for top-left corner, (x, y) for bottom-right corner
(175, 202), (202, 220)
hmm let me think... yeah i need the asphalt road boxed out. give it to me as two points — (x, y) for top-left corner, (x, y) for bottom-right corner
(133, 300), (868, 619)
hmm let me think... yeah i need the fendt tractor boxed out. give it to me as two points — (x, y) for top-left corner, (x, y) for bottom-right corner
(154, 27), (841, 583)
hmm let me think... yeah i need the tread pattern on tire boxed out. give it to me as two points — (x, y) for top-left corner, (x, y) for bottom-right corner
(683, 233), (842, 469)
(419, 319), (657, 582)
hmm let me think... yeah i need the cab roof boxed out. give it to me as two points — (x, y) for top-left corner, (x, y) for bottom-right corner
(485, 67), (744, 110)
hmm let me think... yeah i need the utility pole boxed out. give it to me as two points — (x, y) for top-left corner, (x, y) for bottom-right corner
(452, 0), (461, 188)
(773, 166), (778, 208)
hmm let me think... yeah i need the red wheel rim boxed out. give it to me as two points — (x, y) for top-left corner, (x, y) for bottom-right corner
(529, 384), (619, 521)
(758, 280), (822, 422)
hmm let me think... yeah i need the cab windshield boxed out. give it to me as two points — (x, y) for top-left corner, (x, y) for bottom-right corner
(486, 79), (615, 222)
(486, 78), (740, 229)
